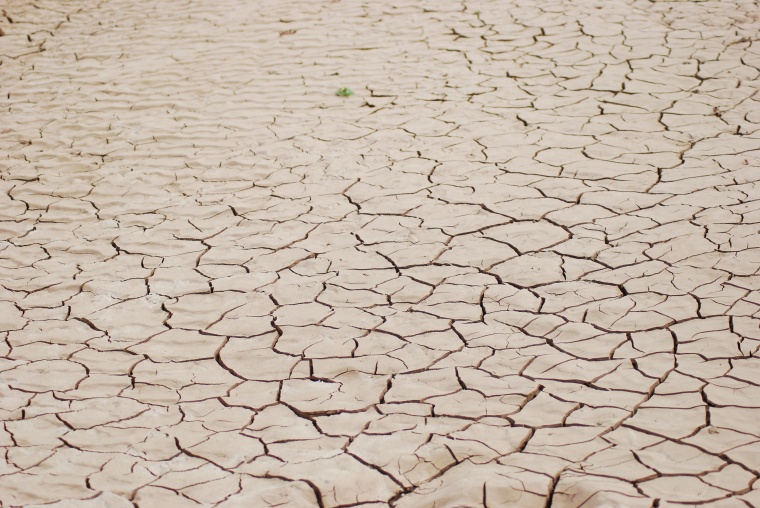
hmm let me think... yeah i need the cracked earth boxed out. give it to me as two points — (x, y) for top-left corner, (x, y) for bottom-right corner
(1, 0), (760, 506)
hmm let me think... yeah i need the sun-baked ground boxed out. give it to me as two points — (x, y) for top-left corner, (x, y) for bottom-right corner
(1, 0), (760, 506)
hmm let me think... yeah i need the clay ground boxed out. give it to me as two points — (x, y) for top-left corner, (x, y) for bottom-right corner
(1, 0), (760, 506)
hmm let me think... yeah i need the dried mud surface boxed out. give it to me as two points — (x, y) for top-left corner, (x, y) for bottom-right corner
(2, 0), (760, 506)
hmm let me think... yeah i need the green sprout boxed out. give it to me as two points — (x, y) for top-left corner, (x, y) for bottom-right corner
(336, 87), (355, 97)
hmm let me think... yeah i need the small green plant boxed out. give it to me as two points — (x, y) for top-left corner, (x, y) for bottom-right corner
(336, 87), (355, 97)
(474, 10), (481, 15)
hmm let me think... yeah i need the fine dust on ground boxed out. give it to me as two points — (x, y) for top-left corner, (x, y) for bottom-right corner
(2, 0), (760, 506)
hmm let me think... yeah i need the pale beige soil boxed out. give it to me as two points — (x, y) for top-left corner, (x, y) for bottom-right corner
(1, 0), (760, 506)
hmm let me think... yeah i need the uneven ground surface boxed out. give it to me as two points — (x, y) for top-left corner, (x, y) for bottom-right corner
(1, 0), (760, 506)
